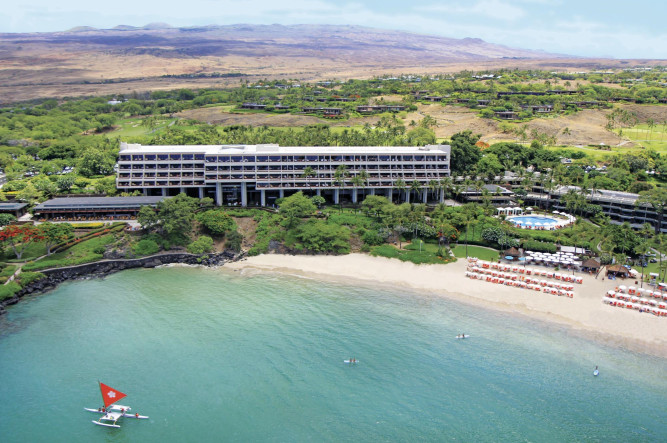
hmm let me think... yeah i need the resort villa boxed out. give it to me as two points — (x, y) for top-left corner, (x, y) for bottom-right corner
(116, 142), (451, 207)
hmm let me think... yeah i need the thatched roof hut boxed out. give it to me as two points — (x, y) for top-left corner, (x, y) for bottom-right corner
(606, 264), (630, 278)
(581, 258), (601, 271)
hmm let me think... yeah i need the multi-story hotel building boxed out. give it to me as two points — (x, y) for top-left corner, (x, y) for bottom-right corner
(525, 187), (666, 233)
(116, 143), (451, 206)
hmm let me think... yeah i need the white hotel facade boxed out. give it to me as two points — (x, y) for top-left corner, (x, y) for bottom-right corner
(116, 142), (451, 206)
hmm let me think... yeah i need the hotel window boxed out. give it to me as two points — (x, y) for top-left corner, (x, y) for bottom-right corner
(119, 155), (131, 161)
(132, 164), (144, 169)
(257, 156), (269, 162)
(158, 154), (168, 161)
(244, 156), (256, 162)
(170, 154), (181, 160)
(194, 154), (205, 161)
(132, 155), (143, 161)
(231, 156), (243, 163)
(145, 155), (156, 161)
(182, 154), (194, 160)
(205, 156), (216, 163)
(269, 156), (280, 162)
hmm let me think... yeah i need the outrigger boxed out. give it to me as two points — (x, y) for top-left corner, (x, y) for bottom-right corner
(85, 382), (149, 428)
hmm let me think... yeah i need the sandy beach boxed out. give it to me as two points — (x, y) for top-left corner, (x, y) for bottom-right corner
(226, 253), (667, 357)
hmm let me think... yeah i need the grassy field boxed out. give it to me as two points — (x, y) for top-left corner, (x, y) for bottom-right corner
(451, 245), (500, 261)
(370, 241), (455, 265)
(22, 234), (115, 271)
(0, 242), (47, 263)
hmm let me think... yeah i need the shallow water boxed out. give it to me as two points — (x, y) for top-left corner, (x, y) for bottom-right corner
(1, 266), (666, 442)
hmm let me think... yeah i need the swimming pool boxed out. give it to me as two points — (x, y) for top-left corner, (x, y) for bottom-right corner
(507, 215), (559, 227)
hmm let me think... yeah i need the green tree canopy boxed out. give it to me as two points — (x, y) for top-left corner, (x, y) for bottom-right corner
(279, 191), (316, 228)
(449, 131), (482, 176)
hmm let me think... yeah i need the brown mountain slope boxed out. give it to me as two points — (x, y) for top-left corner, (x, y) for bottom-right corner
(0, 24), (661, 103)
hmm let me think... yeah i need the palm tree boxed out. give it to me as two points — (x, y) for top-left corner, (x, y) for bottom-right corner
(333, 164), (349, 214)
(440, 176), (452, 203)
(410, 181), (422, 203)
(350, 173), (364, 212)
(394, 178), (407, 203)
(301, 166), (317, 195)
(461, 205), (476, 258)
(428, 179), (439, 204)
(636, 188), (667, 235)
(358, 169), (369, 201)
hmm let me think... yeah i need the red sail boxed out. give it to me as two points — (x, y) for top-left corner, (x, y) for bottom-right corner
(99, 382), (127, 408)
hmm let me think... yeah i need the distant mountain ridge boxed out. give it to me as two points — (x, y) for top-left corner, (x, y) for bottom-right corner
(1, 23), (610, 103)
(7, 23), (564, 61)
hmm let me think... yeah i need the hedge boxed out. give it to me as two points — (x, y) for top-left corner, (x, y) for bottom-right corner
(0, 282), (21, 301)
(17, 272), (45, 286)
(522, 240), (557, 253)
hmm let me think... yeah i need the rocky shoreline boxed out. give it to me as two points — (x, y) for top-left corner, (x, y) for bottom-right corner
(0, 250), (240, 315)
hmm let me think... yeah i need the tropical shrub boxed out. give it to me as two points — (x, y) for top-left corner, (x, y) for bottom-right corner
(361, 229), (385, 246)
(195, 210), (237, 236)
(132, 239), (160, 256)
(290, 220), (350, 254)
(0, 282), (21, 301)
(187, 236), (214, 254)
(225, 231), (243, 252)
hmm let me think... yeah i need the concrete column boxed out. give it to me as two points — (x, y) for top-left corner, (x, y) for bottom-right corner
(334, 189), (340, 205)
(241, 182), (247, 207)
(316, 189), (321, 196)
(370, 188), (375, 196)
(261, 190), (266, 207)
(440, 189), (445, 203)
(216, 182), (223, 206)
(161, 188), (167, 197)
(279, 189), (285, 199)
(180, 187), (186, 195)
(386, 189), (392, 202)
(423, 190), (427, 203)
(143, 189), (148, 196)
(352, 189), (357, 204)
(198, 188), (204, 199)
(405, 191), (410, 204)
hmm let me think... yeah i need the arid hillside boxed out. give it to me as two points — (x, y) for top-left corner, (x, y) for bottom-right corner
(2, 23), (664, 103)
(178, 103), (667, 148)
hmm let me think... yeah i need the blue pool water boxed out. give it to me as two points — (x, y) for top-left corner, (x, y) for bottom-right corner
(1, 266), (666, 441)
(508, 215), (559, 225)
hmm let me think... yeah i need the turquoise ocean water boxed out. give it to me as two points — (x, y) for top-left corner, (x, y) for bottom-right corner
(1, 266), (666, 442)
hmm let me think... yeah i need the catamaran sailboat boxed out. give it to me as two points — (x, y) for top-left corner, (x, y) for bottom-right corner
(85, 382), (149, 428)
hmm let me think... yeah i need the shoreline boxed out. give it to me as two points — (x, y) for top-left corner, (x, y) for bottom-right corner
(226, 253), (667, 358)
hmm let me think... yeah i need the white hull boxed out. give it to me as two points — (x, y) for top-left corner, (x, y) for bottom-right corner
(85, 408), (148, 419)
(92, 420), (121, 428)
(455, 335), (470, 339)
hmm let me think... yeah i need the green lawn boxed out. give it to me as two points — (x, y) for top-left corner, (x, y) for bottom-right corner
(110, 117), (178, 138)
(22, 234), (115, 271)
(0, 241), (47, 262)
(451, 245), (500, 261)
(370, 241), (455, 265)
